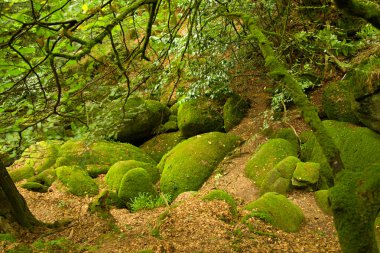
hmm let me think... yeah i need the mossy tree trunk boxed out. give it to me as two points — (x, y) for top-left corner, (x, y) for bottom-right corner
(243, 17), (345, 177)
(0, 160), (40, 228)
(242, 16), (379, 253)
(334, 0), (380, 29)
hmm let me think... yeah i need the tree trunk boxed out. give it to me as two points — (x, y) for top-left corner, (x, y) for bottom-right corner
(0, 160), (40, 228)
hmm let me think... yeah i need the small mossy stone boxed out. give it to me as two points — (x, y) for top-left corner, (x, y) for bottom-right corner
(140, 132), (185, 163)
(314, 190), (332, 215)
(8, 166), (34, 182)
(245, 138), (298, 187)
(55, 140), (156, 168)
(292, 162), (320, 187)
(158, 120), (178, 133)
(244, 192), (304, 232)
(177, 98), (224, 137)
(27, 168), (57, 186)
(202, 190), (238, 218)
(118, 168), (157, 206)
(105, 160), (160, 192)
(223, 94), (249, 132)
(56, 166), (99, 196)
(260, 169), (282, 195)
(274, 156), (300, 179)
(21, 182), (48, 193)
(272, 177), (292, 196)
(159, 132), (241, 198)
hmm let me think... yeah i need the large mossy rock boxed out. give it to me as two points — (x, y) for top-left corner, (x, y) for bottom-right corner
(244, 192), (304, 232)
(245, 138), (298, 187)
(322, 53), (380, 132)
(260, 156), (300, 195)
(301, 121), (380, 183)
(105, 160), (160, 191)
(159, 132), (242, 198)
(115, 97), (170, 144)
(55, 139), (156, 168)
(329, 164), (380, 253)
(140, 132), (185, 163)
(223, 94), (249, 131)
(56, 166), (99, 196)
(291, 162), (320, 189)
(7, 141), (62, 182)
(177, 98), (224, 138)
(118, 168), (157, 206)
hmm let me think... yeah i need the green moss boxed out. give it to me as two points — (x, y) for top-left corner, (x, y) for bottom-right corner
(202, 190), (238, 218)
(292, 162), (320, 188)
(223, 94), (249, 131)
(260, 169), (283, 195)
(115, 98), (171, 144)
(118, 168), (157, 206)
(8, 166), (34, 182)
(329, 164), (380, 253)
(105, 160), (160, 192)
(322, 81), (359, 124)
(21, 182), (49, 193)
(245, 138), (298, 187)
(55, 139), (156, 168)
(269, 128), (300, 152)
(0, 233), (16, 242)
(177, 98), (224, 137)
(85, 164), (109, 178)
(27, 168), (57, 186)
(56, 166), (99, 196)
(244, 192), (304, 232)
(314, 190), (332, 215)
(274, 156), (300, 179)
(140, 132), (185, 163)
(159, 132), (241, 199)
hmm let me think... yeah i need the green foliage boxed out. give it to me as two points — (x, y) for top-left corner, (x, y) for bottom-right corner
(130, 192), (172, 212)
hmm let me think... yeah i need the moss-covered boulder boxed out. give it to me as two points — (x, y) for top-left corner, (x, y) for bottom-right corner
(245, 139), (298, 187)
(158, 114), (178, 133)
(21, 182), (49, 193)
(55, 139), (156, 168)
(223, 94), (249, 131)
(292, 162), (320, 189)
(322, 53), (380, 132)
(260, 156), (300, 195)
(118, 168), (157, 206)
(27, 168), (57, 187)
(8, 166), (34, 183)
(159, 132), (241, 198)
(115, 97), (171, 144)
(7, 140), (62, 182)
(105, 160), (160, 192)
(56, 166), (99, 196)
(314, 190), (332, 215)
(177, 98), (224, 137)
(244, 192), (304, 232)
(202, 189), (238, 218)
(268, 128), (300, 152)
(140, 132), (185, 163)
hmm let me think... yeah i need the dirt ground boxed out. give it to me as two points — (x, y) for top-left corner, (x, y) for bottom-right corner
(1, 74), (345, 253)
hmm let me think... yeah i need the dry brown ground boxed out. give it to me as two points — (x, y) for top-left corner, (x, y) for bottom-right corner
(2, 74), (345, 253)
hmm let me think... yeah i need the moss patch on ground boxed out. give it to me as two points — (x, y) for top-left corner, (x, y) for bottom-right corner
(202, 189), (238, 218)
(159, 132), (242, 199)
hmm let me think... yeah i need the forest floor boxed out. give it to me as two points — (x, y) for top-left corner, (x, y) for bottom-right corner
(2, 71), (346, 253)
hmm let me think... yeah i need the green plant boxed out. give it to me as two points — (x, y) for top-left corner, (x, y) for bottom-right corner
(130, 193), (172, 212)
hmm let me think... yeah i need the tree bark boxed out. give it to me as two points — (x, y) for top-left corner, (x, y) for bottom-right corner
(0, 160), (40, 228)
(334, 0), (380, 29)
